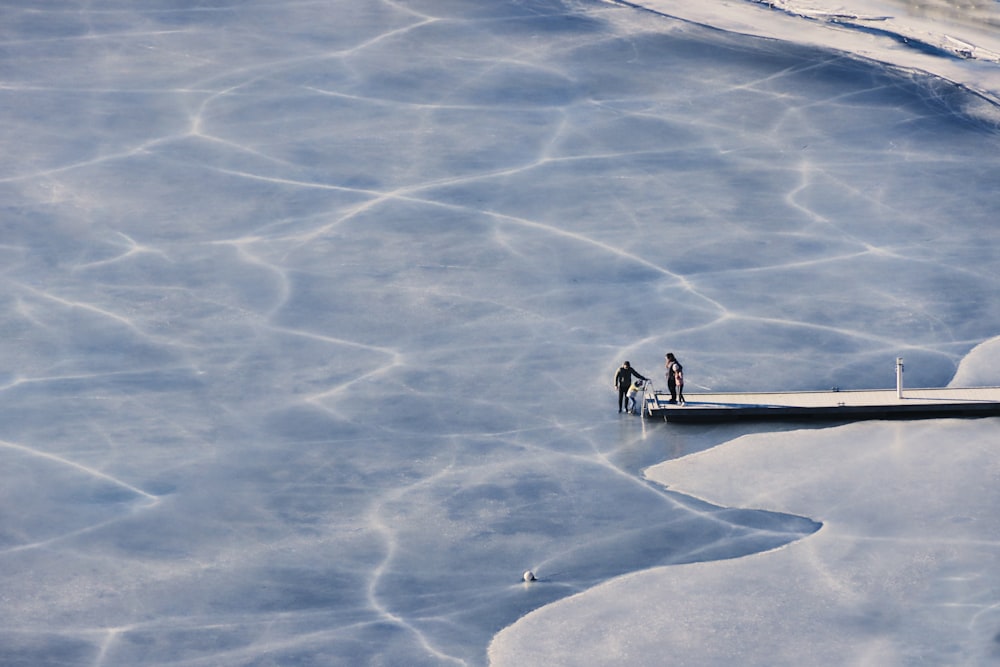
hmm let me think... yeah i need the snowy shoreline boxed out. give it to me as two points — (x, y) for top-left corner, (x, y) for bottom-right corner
(610, 0), (1000, 111)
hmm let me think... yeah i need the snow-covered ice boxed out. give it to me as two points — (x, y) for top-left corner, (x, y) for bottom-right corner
(1, 1), (999, 665)
(493, 341), (1000, 666)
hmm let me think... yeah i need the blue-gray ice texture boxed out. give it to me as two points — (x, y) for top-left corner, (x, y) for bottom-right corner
(0, 1), (998, 665)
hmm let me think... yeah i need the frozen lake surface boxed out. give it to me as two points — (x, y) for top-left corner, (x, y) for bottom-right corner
(1, 1), (999, 665)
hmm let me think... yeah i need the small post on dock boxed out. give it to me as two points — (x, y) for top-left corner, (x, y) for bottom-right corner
(896, 357), (904, 399)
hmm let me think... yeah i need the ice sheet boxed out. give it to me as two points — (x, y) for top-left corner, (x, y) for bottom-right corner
(492, 414), (1000, 665)
(1, 0), (999, 665)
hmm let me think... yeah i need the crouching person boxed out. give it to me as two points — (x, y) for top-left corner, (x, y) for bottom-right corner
(627, 378), (646, 415)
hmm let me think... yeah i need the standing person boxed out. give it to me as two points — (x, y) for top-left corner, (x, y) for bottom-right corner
(613, 361), (648, 414)
(665, 352), (685, 405)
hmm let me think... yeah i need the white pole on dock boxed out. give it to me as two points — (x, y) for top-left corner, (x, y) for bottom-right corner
(896, 357), (904, 399)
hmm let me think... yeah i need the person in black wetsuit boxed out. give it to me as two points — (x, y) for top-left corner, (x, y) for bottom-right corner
(613, 361), (648, 414)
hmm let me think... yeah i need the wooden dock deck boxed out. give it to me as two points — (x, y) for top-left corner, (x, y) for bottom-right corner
(644, 386), (1000, 423)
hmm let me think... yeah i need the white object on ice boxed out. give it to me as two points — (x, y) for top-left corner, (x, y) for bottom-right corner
(523, 570), (537, 582)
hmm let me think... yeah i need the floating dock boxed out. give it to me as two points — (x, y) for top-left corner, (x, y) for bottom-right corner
(645, 386), (1000, 423)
